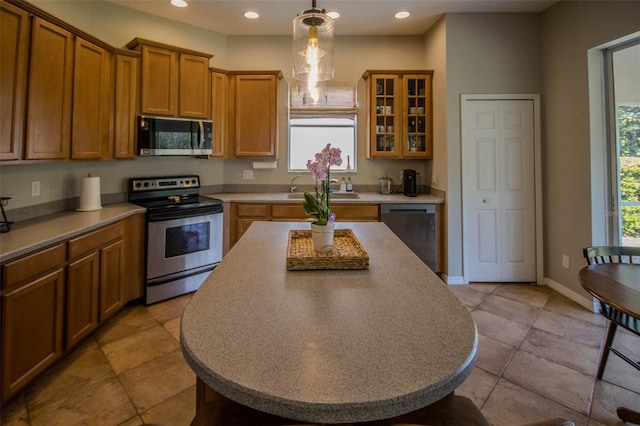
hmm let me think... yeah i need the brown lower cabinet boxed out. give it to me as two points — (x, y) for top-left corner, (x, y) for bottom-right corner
(0, 214), (143, 403)
(1, 267), (65, 401)
(66, 221), (125, 349)
(228, 202), (380, 251)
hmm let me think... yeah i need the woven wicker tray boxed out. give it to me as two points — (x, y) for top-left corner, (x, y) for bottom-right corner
(286, 229), (369, 270)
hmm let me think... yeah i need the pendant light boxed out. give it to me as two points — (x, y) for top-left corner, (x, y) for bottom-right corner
(292, 0), (335, 85)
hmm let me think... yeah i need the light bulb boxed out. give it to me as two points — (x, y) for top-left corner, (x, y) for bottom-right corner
(305, 26), (321, 103)
(305, 26), (321, 66)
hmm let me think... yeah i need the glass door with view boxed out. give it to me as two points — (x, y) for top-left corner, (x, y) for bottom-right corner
(609, 40), (640, 247)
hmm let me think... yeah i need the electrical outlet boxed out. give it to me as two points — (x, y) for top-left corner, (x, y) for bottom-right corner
(31, 181), (40, 197)
(243, 170), (254, 180)
(432, 171), (438, 185)
(562, 254), (570, 269)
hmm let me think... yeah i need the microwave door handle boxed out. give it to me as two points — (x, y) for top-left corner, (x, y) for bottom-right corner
(197, 121), (205, 149)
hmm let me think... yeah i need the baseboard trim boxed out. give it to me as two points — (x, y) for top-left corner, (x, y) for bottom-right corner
(543, 277), (599, 313)
(444, 275), (466, 285)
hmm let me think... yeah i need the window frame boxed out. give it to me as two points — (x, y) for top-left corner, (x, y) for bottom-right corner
(288, 83), (357, 173)
(604, 37), (640, 246)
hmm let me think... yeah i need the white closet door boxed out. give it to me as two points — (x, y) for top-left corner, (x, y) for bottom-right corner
(462, 99), (536, 282)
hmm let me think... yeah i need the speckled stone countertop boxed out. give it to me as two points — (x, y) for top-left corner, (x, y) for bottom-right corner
(0, 203), (145, 263)
(180, 221), (477, 424)
(204, 192), (444, 204)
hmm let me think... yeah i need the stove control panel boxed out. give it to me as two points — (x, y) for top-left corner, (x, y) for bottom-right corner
(130, 176), (200, 192)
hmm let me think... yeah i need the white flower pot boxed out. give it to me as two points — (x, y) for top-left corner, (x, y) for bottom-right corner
(310, 221), (335, 252)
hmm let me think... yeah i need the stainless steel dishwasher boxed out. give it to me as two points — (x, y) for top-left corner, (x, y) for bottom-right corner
(381, 204), (437, 272)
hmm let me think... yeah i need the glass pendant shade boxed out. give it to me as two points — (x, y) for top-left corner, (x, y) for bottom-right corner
(292, 8), (334, 82)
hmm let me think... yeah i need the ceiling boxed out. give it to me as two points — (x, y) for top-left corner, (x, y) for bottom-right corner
(104, 0), (559, 36)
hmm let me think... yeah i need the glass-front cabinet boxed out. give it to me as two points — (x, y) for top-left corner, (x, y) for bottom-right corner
(363, 70), (433, 159)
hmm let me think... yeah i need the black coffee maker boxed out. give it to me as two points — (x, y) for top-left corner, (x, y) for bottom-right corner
(403, 169), (417, 197)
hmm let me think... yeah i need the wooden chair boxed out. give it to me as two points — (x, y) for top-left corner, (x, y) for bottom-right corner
(583, 245), (640, 425)
(583, 245), (640, 379)
(357, 394), (574, 426)
(189, 393), (575, 426)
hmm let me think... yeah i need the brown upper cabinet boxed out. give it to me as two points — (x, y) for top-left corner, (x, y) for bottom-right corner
(0, 1), (29, 161)
(25, 17), (74, 160)
(71, 37), (112, 160)
(209, 70), (228, 157)
(113, 52), (140, 159)
(363, 70), (433, 159)
(126, 38), (212, 119)
(1, 0), (142, 163)
(227, 71), (282, 158)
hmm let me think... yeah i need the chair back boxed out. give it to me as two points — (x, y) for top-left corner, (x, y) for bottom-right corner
(583, 246), (640, 265)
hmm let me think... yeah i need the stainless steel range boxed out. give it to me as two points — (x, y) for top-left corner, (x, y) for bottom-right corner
(128, 175), (223, 304)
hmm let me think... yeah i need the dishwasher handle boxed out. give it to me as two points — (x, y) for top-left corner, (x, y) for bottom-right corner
(381, 204), (436, 214)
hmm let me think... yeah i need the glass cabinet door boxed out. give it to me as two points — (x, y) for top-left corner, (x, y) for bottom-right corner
(402, 74), (431, 158)
(370, 75), (401, 157)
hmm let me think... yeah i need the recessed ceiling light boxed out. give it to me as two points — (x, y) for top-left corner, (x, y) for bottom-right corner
(243, 11), (260, 19)
(394, 11), (410, 19)
(170, 0), (188, 7)
(327, 11), (340, 19)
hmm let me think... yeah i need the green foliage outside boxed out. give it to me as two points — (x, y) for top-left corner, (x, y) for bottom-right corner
(619, 105), (640, 238)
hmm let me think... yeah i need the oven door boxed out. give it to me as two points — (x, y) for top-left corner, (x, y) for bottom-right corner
(146, 213), (222, 281)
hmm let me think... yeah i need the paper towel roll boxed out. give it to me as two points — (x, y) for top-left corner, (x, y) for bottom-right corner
(77, 175), (102, 211)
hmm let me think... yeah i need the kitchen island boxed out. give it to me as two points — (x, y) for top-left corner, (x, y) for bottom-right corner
(180, 221), (477, 424)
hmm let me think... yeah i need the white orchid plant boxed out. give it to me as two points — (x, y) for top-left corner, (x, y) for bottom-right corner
(303, 143), (343, 226)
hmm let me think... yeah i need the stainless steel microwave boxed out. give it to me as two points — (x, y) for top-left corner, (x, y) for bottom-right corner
(137, 116), (213, 156)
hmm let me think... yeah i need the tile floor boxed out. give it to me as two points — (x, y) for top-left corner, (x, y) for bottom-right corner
(1, 283), (639, 426)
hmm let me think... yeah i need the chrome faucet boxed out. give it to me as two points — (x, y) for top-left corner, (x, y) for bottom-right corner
(290, 175), (302, 193)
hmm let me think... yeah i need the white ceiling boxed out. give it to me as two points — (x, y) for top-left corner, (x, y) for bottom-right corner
(104, 0), (559, 36)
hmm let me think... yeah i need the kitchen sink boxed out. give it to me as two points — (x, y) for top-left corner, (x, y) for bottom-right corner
(286, 192), (360, 199)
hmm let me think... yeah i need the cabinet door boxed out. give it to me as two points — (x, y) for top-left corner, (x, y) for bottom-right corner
(140, 45), (177, 116)
(210, 71), (228, 157)
(179, 54), (210, 118)
(0, 1), (29, 161)
(114, 54), (139, 158)
(71, 38), (111, 159)
(233, 74), (278, 157)
(100, 239), (125, 321)
(66, 252), (100, 349)
(402, 74), (432, 158)
(368, 74), (401, 158)
(236, 219), (259, 242)
(232, 203), (269, 246)
(2, 269), (65, 401)
(25, 17), (73, 160)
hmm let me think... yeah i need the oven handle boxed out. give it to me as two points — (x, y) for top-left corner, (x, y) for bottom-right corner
(147, 205), (222, 222)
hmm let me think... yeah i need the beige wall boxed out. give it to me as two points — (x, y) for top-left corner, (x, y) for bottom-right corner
(540, 1), (640, 299)
(442, 13), (542, 281)
(423, 17), (448, 273)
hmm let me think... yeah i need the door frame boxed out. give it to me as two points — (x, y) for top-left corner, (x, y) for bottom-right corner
(461, 94), (543, 284)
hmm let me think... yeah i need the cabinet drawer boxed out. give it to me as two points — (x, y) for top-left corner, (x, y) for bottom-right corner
(2, 243), (66, 290)
(68, 222), (124, 260)
(236, 203), (269, 218)
(332, 204), (380, 221)
(271, 204), (306, 220)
